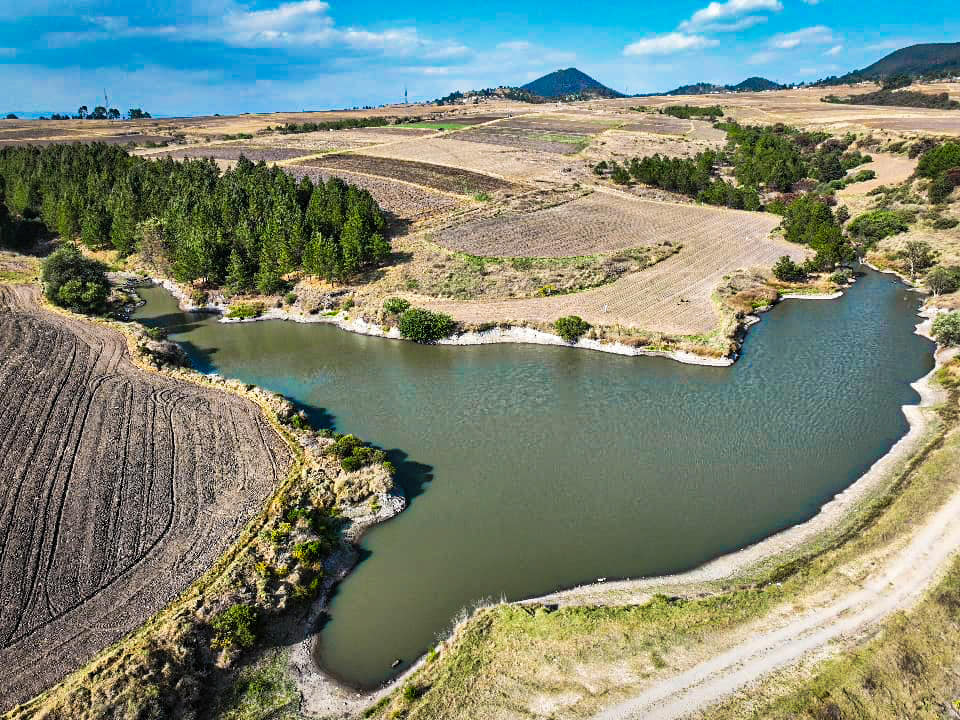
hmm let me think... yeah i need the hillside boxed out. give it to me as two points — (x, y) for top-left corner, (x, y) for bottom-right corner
(818, 42), (960, 86)
(651, 77), (783, 96)
(861, 42), (960, 78)
(521, 68), (624, 99)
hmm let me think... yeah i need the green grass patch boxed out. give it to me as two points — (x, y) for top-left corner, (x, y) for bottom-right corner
(213, 649), (300, 720)
(0, 268), (36, 283)
(400, 122), (473, 130)
(530, 132), (590, 150)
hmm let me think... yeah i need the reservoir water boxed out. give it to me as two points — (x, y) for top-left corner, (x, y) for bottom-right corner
(134, 269), (934, 689)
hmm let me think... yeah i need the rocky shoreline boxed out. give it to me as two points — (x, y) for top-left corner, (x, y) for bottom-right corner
(147, 274), (856, 368)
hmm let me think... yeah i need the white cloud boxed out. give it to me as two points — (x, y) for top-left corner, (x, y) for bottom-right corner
(747, 50), (778, 65)
(769, 25), (834, 49)
(824, 44), (843, 56)
(679, 0), (782, 31)
(689, 15), (769, 33)
(624, 32), (719, 56)
(802, 0), (822, 4)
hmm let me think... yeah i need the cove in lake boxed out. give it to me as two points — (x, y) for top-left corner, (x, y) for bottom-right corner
(134, 269), (933, 690)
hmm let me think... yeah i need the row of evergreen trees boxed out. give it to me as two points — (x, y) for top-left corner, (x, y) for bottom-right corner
(0, 144), (391, 293)
(624, 152), (762, 210)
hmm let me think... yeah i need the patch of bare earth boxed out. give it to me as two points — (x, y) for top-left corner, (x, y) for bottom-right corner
(285, 165), (465, 222)
(0, 285), (291, 711)
(415, 192), (797, 336)
(297, 154), (515, 195)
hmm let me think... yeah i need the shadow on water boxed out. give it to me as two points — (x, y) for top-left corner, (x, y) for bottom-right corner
(387, 449), (434, 502)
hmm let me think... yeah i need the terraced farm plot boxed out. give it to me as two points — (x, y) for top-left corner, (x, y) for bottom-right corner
(431, 190), (778, 258)
(151, 144), (308, 163)
(0, 285), (290, 710)
(447, 126), (591, 154)
(297, 154), (514, 195)
(357, 137), (568, 183)
(621, 115), (691, 135)
(286, 166), (463, 222)
(418, 193), (799, 335)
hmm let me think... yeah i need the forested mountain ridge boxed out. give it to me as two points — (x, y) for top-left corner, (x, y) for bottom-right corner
(520, 68), (625, 99)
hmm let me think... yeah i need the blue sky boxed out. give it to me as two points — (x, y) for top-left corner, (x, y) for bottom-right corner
(1, 0), (957, 116)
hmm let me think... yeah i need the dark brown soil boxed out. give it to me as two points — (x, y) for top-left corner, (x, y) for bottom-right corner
(0, 285), (291, 711)
(298, 154), (514, 194)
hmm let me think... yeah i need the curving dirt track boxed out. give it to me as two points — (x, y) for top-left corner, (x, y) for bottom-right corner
(0, 285), (291, 710)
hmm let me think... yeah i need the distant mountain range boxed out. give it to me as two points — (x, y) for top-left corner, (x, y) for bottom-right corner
(649, 76), (784, 96)
(520, 68), (625, 100)
(816, 42), (960, 86)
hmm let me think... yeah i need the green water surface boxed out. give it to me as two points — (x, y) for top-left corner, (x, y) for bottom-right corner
(134, 269), (933, 689)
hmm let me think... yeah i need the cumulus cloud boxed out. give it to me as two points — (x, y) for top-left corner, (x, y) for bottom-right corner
(679, 0), (782, 31)
(824, 44), (843, 56)
(624, 32), (718, 56)
(769, 25), (834, 49)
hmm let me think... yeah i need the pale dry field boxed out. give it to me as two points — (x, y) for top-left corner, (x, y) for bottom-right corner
(355, 135), (571, 183)
(429, 190), (777, 259)
(415, 190), (797, 336)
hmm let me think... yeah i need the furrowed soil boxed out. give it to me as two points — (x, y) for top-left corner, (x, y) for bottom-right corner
(0, 285), (291, 711)
(296, 154), (515, 195)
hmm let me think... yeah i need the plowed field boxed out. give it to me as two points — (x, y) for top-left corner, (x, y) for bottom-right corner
(296, 154), (514, 195)
(419, 190), (799, 335)
(431, 191), (779, 258)
(286, 166), (463, 221)
(0, 285), (291, 710)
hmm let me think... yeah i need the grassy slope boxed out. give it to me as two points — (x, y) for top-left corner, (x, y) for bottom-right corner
(367, 361), (960, 720)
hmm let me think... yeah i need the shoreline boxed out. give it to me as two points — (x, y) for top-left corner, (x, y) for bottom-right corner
(287, 308), (947, 719)
(148, 275), (851, 368)
(249, 277), (941, 718)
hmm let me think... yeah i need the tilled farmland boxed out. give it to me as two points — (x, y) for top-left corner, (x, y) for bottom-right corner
(150, 144), (309, 163)
(287, 165), (464, 221)
(296, 154), (515, 195)
(430, 190), (780, 258)
(418, 193), (797, 335)
(0, 285), (291, 710)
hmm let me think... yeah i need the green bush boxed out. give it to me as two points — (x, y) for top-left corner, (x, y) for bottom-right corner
(283, 292), (298, 305)
(397, 308), (456, 343)
(927, 266), (960, 296)
(383, 297), (411, 314)
(846, 210), (910, 241)
(211, 604), (257, 650)
(932, 216), (959, 230)
(292, 540), (324, 565)
(41, 244), (110, 313)
(773, 256), (807, 282)
(932, 312), (960, 346)
(554, 316), (591, 344)
(851, 169), (877, 183)
(929, 174), (955, 204)
(830, 268), (854, 284)
(917, 142), (960, 178)
(226, 302), (264, 320)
